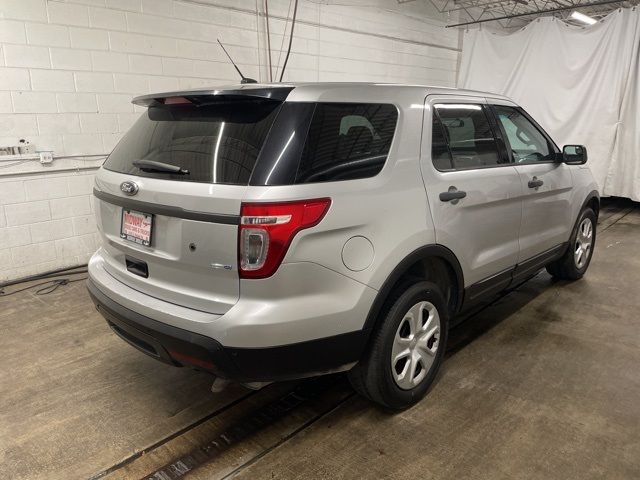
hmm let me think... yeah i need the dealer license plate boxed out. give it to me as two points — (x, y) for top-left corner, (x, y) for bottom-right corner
(120, 209), (153, 246)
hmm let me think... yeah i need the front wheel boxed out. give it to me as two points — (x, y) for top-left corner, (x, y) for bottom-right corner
(547, 208), (596, 280)
(348, 281), (448, 410)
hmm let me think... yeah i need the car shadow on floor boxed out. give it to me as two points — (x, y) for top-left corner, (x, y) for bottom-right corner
(445, 272), (562, 357)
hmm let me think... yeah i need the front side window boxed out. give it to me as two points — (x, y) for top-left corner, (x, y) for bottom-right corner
(433, 104), (503, 170)
(294, 103), (398, 183)
(493, 105), (554, 163)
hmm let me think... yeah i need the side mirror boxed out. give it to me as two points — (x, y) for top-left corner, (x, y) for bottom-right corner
(562, 145), (587, 165)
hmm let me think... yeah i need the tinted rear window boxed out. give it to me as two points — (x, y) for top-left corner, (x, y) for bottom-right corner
(294, 103), (398, 183)
(432, 104), (502, 170)
(431, 114), (453, 171)
(104, 100), (281, 184)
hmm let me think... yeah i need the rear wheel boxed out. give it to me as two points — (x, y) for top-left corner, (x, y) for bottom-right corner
(546, 208), (596, 280)
(348, 281), (448, 410)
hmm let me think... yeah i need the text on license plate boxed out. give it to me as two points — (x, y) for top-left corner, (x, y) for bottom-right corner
(121, 209), (153, 246)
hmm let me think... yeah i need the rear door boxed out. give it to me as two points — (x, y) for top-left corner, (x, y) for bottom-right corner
(422, 96), (522, 302)
(488, 100), (573, 264)
(94, 97), (283, 314)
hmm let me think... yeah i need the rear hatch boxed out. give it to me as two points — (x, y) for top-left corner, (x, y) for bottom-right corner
(93, 89), (289, 314)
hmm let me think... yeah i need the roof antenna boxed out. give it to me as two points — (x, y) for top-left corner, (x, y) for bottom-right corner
(217, 39), (257, 84)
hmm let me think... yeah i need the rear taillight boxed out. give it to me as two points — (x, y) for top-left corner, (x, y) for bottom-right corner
(239, 198), (331, 279)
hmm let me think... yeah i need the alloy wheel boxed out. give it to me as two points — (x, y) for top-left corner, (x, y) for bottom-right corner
(391, 301), (441, 390)
(574, 217), (594, 269)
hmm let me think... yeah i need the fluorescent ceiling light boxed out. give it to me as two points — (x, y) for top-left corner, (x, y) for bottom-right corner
(571, 11), (597, 25)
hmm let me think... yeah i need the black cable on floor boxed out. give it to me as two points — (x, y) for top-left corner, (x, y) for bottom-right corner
(0, 276), (87, 297)
(36, 277), (88, 295)
(0, 263), (88, 290)
(0, 264), (88, 297)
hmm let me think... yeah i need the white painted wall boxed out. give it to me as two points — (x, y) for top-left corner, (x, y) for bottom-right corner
(0, 0), (460, 282)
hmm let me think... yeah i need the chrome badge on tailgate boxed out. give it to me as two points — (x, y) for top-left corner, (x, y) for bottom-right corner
(120, 181), (139, 196)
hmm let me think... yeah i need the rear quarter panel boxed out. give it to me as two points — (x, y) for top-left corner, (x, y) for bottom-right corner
(242, 87), (436, 292)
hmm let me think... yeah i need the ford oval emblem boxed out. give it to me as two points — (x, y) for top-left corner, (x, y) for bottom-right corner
(120, 181), (139, 196)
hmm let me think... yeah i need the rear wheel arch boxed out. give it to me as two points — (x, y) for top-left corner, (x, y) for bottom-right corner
(362, 245), (464, 339)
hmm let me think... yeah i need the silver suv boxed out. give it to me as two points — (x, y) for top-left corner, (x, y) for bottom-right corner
(88, 83), (599, 410)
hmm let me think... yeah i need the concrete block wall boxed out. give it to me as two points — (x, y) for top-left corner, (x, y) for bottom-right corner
(263, 0), (460, 84)
(0, 0), (460, 282)
(0, 170), (98, 281)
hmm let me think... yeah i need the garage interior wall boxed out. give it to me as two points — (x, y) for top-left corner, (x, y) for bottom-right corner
(0, 0), (461, 282)
(458, 8), (640, 201)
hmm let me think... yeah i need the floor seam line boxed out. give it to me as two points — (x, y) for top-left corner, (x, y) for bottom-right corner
(88, 390), (258, 480)
(219, 393), (357, 480)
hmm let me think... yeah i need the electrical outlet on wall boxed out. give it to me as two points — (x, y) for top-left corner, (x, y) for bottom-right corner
(39, 151), (54, 164)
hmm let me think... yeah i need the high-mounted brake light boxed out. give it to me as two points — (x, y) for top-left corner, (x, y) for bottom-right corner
(161, 96), (192, 105)
(238, 198), (331, 279)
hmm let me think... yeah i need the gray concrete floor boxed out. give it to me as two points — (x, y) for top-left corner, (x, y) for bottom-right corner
(1, 202), (639, 479)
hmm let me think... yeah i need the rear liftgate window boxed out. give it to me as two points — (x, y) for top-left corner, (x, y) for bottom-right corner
(104, 99), (282, 185)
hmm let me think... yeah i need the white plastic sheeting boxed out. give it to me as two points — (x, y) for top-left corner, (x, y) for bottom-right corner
(458, 9), (640, 201)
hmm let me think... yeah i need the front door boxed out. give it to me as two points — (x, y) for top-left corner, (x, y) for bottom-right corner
(489, 101), (573, 264)
(422, 96), (523, 302)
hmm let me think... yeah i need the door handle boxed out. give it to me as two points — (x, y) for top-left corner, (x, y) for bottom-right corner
(528, 177), (544, 188)
(439, 187), (467, 203)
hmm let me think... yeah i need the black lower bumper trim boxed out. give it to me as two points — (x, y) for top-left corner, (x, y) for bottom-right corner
(87, 278), (367, 382)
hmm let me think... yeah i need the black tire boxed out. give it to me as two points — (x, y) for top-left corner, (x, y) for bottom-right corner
(348, 281), (449, 411)
(546, 208), (597, 280)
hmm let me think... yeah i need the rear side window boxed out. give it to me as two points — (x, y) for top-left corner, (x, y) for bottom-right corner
(294, 103), (398, 183)
(431, 114), (453, 170)
(432, 104), (503, 170)
(104, 99), (281, 185)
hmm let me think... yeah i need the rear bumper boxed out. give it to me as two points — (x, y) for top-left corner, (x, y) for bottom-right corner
(87, 278), (368, 382)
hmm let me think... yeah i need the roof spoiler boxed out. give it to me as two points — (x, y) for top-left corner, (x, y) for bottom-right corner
(132, 87), (294, 107)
